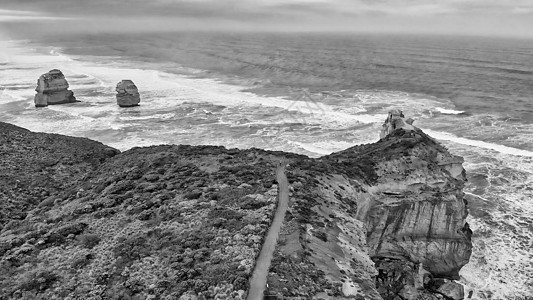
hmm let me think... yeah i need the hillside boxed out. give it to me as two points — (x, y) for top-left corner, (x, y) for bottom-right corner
(0, 113), (471, 300)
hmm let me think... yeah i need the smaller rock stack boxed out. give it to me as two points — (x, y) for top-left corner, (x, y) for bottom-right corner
(34, 69), (77, 107)
(379, 109), (416, 139)
(116, 80), (140, 107)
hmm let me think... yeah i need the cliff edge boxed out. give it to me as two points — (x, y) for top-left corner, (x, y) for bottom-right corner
(0, 112), (471, 300)
(326, 111), (472, 299)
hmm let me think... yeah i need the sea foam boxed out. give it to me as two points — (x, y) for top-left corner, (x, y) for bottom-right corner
(425, 129), (533, 157)
(435, 107), (465, 114)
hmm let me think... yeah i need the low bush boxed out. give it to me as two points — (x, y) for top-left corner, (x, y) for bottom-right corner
(77, 233), (101, 249)
(184, 191), (202, 200)
(71, 253), (94, 269)
(19, 270), (60, 292)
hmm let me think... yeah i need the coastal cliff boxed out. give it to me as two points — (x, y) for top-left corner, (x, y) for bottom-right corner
(264, 112), (471, 300)
(326, 111), (472, 299)
(0, 113), (471, 300)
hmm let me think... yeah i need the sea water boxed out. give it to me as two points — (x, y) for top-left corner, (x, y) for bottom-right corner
(0, 32), (532, 299)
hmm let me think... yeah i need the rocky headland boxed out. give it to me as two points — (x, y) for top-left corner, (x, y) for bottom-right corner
(116, 80), (141, 107)
(0, 112), (471, 300)
(34, 69), (78, 107)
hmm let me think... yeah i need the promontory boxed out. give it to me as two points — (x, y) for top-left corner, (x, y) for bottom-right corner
(0, 111), (471, 300)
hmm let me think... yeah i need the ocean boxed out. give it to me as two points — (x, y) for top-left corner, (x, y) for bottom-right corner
(1, 32), (532, 299)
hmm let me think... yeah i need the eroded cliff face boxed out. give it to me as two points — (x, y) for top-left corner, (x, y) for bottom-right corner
(327, 111), (472, 299)
(264, 168), (383, 299)
(262, 112), (471, 300)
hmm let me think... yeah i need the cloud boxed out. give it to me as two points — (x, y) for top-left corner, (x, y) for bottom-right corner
(2, 0), (533, 18)
(0, 0), (532, 37)
(0, 9), (69, 22)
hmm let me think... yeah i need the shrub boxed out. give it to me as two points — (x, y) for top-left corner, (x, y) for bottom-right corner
(239, 197), (267, 210)
(113, 235), (149, 261)
(77, 233), (101, 249)
(54, 222), (88, 236)
(19, 270), (59, 292)
(71, 253), (94, 269)
(184, 191), (202, 200)
(37, 197), (55, 208)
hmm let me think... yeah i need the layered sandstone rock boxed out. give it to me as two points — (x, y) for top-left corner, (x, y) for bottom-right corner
(264, 111), (471, 299)
(369, 112), (471, 277)
(380, 109), (416, 139)
(116, 80), (140, 107)
(328, 111), (472, 299)
(436, 281), (464, 300)
(34, 69), (77, 107)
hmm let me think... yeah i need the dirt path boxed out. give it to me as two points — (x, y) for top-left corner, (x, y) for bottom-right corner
(247, 161), (289, 300)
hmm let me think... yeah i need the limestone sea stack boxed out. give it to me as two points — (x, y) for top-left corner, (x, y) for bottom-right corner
(116, 80), (140, 107)
(34, 69), (77, 107)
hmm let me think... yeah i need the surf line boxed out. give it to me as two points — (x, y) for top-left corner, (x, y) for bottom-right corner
(247, 160), (290, 300)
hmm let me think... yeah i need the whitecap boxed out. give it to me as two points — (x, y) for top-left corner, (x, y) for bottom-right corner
(0, 88), (31, 101)
(424, 129), (533, 157)
(118, 113), (175, 121)
(435, 107), (465, 114)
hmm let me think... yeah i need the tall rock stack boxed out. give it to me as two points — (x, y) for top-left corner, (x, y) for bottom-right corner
(116, 80), (140, 107)
(379, 109), (415, 139)
(34, 69), (77, 107)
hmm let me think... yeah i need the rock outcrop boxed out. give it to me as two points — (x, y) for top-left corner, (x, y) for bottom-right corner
(380, 109), (416, 139)
(0, 111), (471, 300)
(34, 69), (77, 107)
(327, 111), (472, 299)
(116, 80), (140, 107)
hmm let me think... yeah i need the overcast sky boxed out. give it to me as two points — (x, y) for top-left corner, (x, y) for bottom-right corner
(1, 0), (533, 38)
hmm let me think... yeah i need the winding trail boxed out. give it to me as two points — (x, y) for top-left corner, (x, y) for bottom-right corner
(247, 161), (290, 300)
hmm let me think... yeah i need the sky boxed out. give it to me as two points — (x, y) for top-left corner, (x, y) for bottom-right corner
(1, 0), (533, 38)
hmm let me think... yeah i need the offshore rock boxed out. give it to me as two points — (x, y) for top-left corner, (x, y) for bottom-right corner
(116, 80), (140, 107)
(437, 281), (464, 300)
(34, 69), (77, 107)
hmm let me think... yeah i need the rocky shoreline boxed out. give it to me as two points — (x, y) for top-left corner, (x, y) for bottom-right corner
(0, 112), (471, 300)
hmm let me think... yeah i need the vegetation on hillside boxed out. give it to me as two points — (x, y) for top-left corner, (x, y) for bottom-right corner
(0, 126), (290, 299)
